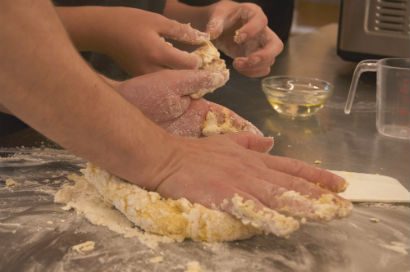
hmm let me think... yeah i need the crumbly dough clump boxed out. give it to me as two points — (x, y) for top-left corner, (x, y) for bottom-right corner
(191, 41), (229, 99)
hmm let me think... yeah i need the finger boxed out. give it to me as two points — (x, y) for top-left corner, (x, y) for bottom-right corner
(234, 4), (268, 44)
(164, 69), (228, 98)
(206, 7), (242, 39)
(230, 175), (341, 221)
(160, 19), (209, 44)
(157, 174), (299, 237)
(233, 65), (271, 78)
(233, 30), (282, 71)
(263, 155), (348, 193)
(206, 18), (224, 40)
(219, 190), (300, 236)
(160, 43), (202, 69)
(225, 132), (273, 153)
(233, 163), (352, 219)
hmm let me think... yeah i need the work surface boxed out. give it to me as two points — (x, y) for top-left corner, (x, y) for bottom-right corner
(1, 24), (409, 271)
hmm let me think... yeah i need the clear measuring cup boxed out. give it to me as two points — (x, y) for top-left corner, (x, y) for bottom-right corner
(345, 58), (410, 140)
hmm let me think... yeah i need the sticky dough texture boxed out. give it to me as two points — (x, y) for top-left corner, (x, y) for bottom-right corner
(190, 41), (230, 99)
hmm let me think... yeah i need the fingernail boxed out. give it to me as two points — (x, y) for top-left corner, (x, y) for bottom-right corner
(234, 31), (247, 44)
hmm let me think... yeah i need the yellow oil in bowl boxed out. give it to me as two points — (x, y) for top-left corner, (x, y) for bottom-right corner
(262, 76), (333, 119)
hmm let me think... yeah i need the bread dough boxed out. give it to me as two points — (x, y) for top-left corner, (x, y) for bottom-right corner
(55, 164), (306, 242)
(202, 109), (262, 136)
(82, 164), (299, 240)
(191, 41), (230, 99)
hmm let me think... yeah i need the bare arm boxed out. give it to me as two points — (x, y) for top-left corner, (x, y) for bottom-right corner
(0, 0), (171, 188)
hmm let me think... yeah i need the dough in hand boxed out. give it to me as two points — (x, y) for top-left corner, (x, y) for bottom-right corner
(190, 41), (230, 99)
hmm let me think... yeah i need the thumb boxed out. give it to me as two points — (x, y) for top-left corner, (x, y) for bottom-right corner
(226, 132), (274, 153)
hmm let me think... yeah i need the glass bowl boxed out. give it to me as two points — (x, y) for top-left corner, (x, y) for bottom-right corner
(261, 76), (333, 119)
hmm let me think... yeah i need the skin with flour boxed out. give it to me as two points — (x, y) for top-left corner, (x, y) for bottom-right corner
(55, 38), (352, 243)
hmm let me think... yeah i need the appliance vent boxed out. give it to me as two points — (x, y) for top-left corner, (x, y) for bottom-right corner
(367, 0), (410, 36)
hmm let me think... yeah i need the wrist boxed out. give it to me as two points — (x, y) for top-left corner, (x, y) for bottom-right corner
(129, 131), (185, 191)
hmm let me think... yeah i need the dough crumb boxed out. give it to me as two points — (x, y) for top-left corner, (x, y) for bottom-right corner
(369, 217), (380, 223)
(72, 241), (95, 253)
(202, 110), (261, 137)
(314, 160), (322, 165)
(185, 261), (202, 272)
(148, 256), (164, 263)
(47, 221), (53, 225)
(5, 178), (17, 188)
(223, 194), (300, 237)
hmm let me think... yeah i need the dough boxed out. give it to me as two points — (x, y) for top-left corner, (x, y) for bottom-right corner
(190, 41), (230, 99)
(82, 164), (300, 241)
(202, 109), (262, 136)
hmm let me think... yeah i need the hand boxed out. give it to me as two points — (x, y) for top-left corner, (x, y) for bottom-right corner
(148, 132), (350, 229)
(205, 2), (283, 78)
(58, 7), (210, 75)
(112, 69), (264, 140)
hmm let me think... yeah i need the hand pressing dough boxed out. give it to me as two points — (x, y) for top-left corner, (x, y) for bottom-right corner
(191, 41), (230, 99)
(80, 164), (301, 241)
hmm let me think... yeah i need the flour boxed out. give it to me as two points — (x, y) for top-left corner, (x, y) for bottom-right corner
(190, 41), (229, 99)
(54, 173), (174, 249)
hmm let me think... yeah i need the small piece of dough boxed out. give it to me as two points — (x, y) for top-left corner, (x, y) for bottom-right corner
(202, 110), (262, 136)
(191, 41), (229, 99)
(72, 241), (95, 253)
(5, 178), (17, 188)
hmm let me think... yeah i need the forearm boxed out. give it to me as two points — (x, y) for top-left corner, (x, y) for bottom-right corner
(164, 0), (211, 31)
(0, 0), (171, 189)
(55, 6), (113, 53)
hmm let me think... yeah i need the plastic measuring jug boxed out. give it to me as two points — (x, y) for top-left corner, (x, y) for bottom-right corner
(345, 58), (410, 140)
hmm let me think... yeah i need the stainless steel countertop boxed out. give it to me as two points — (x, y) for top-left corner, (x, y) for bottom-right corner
(1, 24), (409, 272)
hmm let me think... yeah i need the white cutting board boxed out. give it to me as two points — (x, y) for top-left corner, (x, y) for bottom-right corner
(331, 171), (410, 203)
